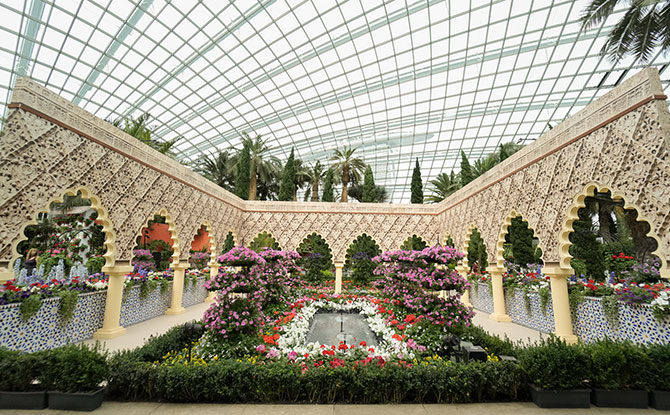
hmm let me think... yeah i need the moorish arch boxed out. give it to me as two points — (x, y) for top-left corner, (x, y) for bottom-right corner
(558, 182), (668, 278)
(9, 186), (118, 274)
(188, 221), (217, 266)
(495, 210), (544, 269)
(134, 208), (180, 266)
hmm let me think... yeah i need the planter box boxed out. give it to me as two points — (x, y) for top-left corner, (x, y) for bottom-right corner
(529, 384), (590, 408)
(650, 390), (670, 410)
(591, 388), (648, 408)
(0, 390), (47, 409)
(48, 388), (105, 411)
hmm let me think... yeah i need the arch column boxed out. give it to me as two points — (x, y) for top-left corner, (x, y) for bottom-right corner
(456, 264), (472, 307)
(94, 264), (133, 339)
(544, 264), (578, 344)
(205, 260), (218, 303)
(334, 261), (344, 294)
(166, 261), (187, 315)
(486, 265), (511, 322)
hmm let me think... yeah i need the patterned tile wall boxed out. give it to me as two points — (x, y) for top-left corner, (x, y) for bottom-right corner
(504, 288), (555, 334)
(469, 283), (494, 314)
(182, 276), (208, 308)
(119, 284), (172, 326)
(0, 292), (105, 352)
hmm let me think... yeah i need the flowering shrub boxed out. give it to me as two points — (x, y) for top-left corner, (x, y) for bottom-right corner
(131, 249), (155, 272)
(217, 245), (265, 266)
(189, 251), (210, 270)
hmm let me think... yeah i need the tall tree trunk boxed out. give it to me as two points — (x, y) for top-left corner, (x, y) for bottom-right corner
(341, 169), (349, 202)
(293, 190), (297, 201)
(624, 210), (654, 263)
(248, 173), (257, 201)
(311, 181), (319, 202)
(597, 200), (615, 242)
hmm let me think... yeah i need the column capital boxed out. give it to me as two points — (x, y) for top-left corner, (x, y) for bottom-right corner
(485, 265), (505, 276)
(172, 261), (189, 271)
(543, 265), (573, 278)
(455, 265), (469, 274)
(102, 265), (133, 277)
(334, 261), (344, 268)
(207, 261), (219, 268)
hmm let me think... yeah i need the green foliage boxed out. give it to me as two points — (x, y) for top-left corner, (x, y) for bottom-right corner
(321, 169), (335, 202)
(18, 217), (56, 256)
(362, 165), (376, 203)
(58, 290), (79, 323)
(345, 234), (381, 284)
(401, 235), (427, 251)
(235, 142), (251, 200)
(139, 279), (159, 299)
(19, 294), (42, 321)
(646, 343), (670, 391)
(330, 146), (366, 202)
(538, 286), (551, 314)
(221, 231), (235, 254)
(460, 150), (474, 186)
(519, 336), (590, 390)
(86, 255), (106, 274)
(38, 252), (74, 278)
(191, 149), (236, 192)
(426, 171), (461, 203)
(410, 159), (423, 204)
(453, 325), (518, 357)
(445, 236), (454, 248)
(569, 205), (605, 280)
(347, 183), (389, 203)
(586, 339), (651, 390)
(39, 343), (108, 393)
(148, 239), (174, 271)
(278, 148), (296, 201)
(112, 113), (177, 156)
(249, 231), (281, 252)
(0, 348), (42, 391)
(296, 233), (333, 282)
(507, 217), (537, 266)
(467, 228), (488, 272)
(107, 356), (522, 403)
(600, 295), (620, 326)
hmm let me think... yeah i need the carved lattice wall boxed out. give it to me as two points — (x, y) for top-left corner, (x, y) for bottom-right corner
(0, 68), (668, 278)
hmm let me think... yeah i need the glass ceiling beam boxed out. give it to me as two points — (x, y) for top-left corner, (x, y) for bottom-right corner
(13, 0), (44, 78)
(72, 0), (154, 105)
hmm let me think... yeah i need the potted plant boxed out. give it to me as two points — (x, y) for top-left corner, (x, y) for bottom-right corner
(645, 343), (670, 410)
(587, 339), (650, 408)
(0, 348), (46, 409)
(39, 343), (108, 411)
(519, 336), (591, 408)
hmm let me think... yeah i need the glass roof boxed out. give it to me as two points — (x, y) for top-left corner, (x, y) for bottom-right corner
(1, 0), (669, 203)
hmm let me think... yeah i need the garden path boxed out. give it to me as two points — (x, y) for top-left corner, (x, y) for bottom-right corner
(472, 310), (545, 345)
(0, 401), (659, 414)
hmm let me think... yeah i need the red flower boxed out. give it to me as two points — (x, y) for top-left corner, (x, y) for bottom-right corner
(359, 341), (367, 347)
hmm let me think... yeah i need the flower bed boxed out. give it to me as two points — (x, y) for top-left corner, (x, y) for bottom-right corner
(0, 291), (106, 352)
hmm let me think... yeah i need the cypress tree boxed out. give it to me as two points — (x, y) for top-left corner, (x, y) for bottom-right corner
(278, 148), (296, 201)
(509, 217), (536, 266)
(570, 205), (605, 280)
(322, 169), (335, 202)
(445, 236), (455, 248)
(460, 150), (474, 186)
(221, 231), (235, 254)
(467, 228), (488, 272)
(362, 165), (375, 203)
(235, 143), (251, 200)
(410, 158), (423, 204)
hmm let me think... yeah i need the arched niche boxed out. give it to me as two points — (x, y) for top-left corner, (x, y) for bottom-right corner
(249, 231), (281, 252)
(400, 234), (428, 251)
(463, 224), (488, 273)
(188, 222), (217, 269)
(495, 210), (544, 269)
(132, 209), (180, 271)
(558, 183), (666, 279)
(9, 186), (117, 276)
(220, 229), (237, 254)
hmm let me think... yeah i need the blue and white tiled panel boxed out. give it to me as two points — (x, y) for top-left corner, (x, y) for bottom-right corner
(119, 284), (172, 326)
(504, 288), (555, 334)
(469, 283), (494, 314)
(572, 297), (670, 345)
(182, 277), (208, 307)
(0, 291), (106, 352)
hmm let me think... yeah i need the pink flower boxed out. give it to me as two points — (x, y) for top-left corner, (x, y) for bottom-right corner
(256, 344), (266, 353)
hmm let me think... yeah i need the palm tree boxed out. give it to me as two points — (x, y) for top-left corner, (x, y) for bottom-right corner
(112, 113), (177, 157)
(330, 146), (366, 202)
(581, 0), (670, 63)
(292, 158), (311, 201)
(191, 149), (236, 192)
(472, 155), (499, 178)
(426, 172), (462, 203)
(304, 161), (325, 202)
(240, 132), (281, 200)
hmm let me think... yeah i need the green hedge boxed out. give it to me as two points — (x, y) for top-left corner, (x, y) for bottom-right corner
(107, 358), (523, 403)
